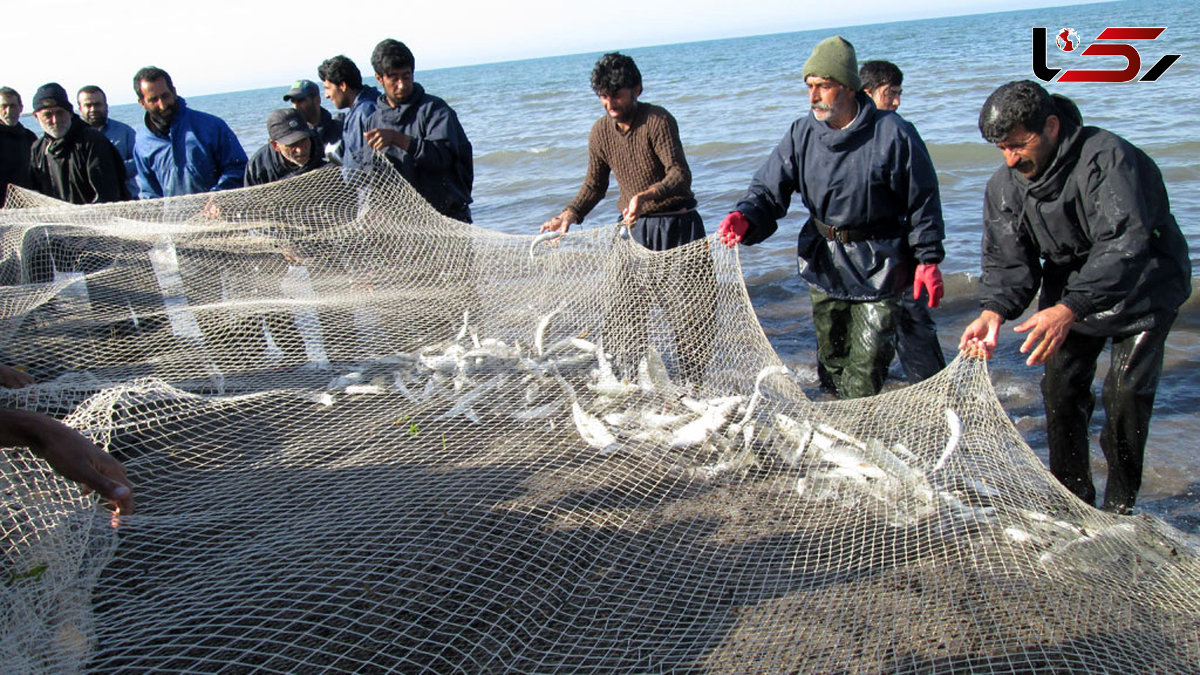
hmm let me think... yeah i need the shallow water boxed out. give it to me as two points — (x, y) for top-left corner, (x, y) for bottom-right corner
(88, 0), (1200, 532)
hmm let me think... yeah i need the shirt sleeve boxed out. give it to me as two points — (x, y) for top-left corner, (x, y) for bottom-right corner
(564, 123), (611, 223)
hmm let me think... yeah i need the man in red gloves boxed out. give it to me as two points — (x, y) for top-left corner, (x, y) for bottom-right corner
(718, 36), (945, 398)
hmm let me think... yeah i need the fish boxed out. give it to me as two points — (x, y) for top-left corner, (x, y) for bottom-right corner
(572, 402), (618, 454)
(637, 346), (671, 393)
(534, 308), (562, 357)
(670, 396), (743, 449)
(931, 408), (963, 473)
(513, 401), (561, 421)
(530, 230), (564, 258)
(729, 364), (789, 438)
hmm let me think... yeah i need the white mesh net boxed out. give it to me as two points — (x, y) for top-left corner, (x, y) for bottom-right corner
(3, 163), (1199, 673)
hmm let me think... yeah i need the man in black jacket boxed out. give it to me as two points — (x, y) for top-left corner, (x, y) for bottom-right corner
(244, 108), (326, 187)
(1, 87), (38, 207)
(363, 39), (473, 222)
(959, 80), (1191, 514)
(28, 83), (128, 204)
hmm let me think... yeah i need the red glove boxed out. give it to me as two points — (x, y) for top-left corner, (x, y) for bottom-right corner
(913, 263), (943, 308)
(718, 211), (750, 247)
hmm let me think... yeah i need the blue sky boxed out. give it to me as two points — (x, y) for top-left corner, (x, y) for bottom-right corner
(6, 0), (1086, 106)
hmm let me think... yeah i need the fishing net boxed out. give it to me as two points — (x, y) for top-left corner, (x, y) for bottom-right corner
(2, 162), (1198, 673)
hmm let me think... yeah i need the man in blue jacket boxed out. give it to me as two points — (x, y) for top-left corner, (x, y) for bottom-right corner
(362, 39), (474, 221)
(131, 66), (247, 199)
(317, 55), (380, 180)
(960, 81), (1191, 514)
(78, 85), (139, 199)
(718, 36), (946, 399)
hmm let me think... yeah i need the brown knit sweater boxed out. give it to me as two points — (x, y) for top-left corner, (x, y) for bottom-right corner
(565, 102), (696, 222)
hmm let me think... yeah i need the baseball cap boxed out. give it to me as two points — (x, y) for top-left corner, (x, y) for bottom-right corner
(283, 79), (320, 102)
(267, 108), (313, 145)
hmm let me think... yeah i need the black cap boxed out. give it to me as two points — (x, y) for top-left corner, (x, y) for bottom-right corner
(267, 108), (312, 145)
(32, 83), (72, 113)
(283, 79), (320, 102)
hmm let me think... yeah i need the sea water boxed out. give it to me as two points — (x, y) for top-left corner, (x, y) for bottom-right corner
(89, 0), (1200, 532)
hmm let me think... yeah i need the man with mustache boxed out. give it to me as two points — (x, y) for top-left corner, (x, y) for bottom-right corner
(77, 85), (139, 199)
(131, 66), (247, 199)
(960, 80), (1190, 514)
(244, 108), (326, 187)
(28, 82), (129, 204)
(718, 36), (946, 399)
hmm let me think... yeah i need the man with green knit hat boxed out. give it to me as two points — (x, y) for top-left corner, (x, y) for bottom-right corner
(717, 36), (946, 399)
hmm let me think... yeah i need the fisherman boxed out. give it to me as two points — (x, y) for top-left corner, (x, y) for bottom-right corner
(283, 78), (341, 161)
(959, 80), (1191, 514)
(132, 66), (248, 198)
(858, 59), (947, 383)
(28, 82), (129, 204)
(363, 39), (474, 222)
(539, 52), (715, 383)
(244, 108), (326, 187)
(317, 55), (380, 179)
(718, 36), (945, 399)
(77, 85), (139, 199)
(0, 86), (37, 209)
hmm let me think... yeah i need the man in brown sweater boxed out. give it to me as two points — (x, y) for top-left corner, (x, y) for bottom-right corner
(540, 52), (713, 383)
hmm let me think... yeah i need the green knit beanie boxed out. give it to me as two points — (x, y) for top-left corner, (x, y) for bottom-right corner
(802, 36), (861, 90)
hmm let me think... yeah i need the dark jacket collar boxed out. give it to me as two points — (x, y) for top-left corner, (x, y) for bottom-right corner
(813, 91), (875, 150)
(42, 115), (86, 158)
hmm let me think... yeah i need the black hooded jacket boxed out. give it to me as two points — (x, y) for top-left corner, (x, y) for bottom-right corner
(29, 115), (129, 204)
(979, 105), (1191, 336)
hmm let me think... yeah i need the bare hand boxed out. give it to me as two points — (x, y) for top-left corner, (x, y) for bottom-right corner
(1, 409), (134, 519)
(0, 364), (34, 388)
(363, 128), (409, 152)
(621, 194), (643, 225)
(200, 196), (221, 219)
(1014, 304), (1075, 366)
(540, 210), (577, 235)
(958, 310), (1003, 360)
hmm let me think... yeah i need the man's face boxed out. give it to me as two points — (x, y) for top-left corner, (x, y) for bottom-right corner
(323, 80), (352, 110)
(806, 76), (856, 128)
(0, 94), (21, 126)
(995, 117), (1060, 180)
(78, 90), (109, 128)
(867, 84), (902, 112)
(598, 86), (639, 125)
(34, 106), (71, 139)
(271, 137), (312, 167)
(138, 77), (179, 126)
(377, 66), (414, 106)
(291, 95), (321, 125)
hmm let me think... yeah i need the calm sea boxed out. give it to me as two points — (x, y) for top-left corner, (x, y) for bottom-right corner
(31, 0), (1200, 531)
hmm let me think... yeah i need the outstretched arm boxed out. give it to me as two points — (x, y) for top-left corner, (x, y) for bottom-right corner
(0, 407), (134, 515)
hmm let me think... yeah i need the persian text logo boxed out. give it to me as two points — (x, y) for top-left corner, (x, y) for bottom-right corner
(1033, 27), (1181, 83)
